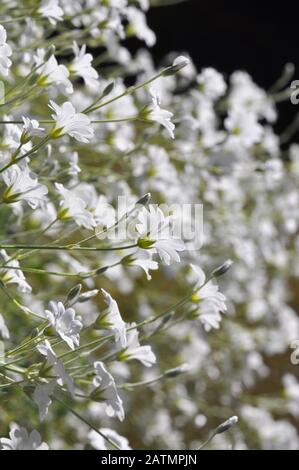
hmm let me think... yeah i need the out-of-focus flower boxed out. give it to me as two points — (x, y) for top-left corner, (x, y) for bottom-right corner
(0, 249), (31, 293)
(89, 428), (131, 450)
(0, 424), (49, 450)
(98, 289), (127, 348)
(93, 361), (125, 421)
(0, 25), (12, 76)
(38, 0), (64, 25)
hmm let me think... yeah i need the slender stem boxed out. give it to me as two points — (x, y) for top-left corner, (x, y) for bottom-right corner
(0, 243), (138, 252)
(53, 395), (121, 450)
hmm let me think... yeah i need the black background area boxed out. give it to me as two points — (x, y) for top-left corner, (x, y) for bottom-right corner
(145, 0), (299, 135)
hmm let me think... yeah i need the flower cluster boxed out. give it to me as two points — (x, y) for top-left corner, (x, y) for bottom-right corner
(0, 0), (298, 452)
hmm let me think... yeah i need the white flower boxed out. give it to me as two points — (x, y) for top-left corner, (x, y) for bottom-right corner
(197, 68), (227, 100)
(0, 25), (12, 77)
(22, 117), (45, 139)
(33, 380), (56, 421)
(49, 100), (94, 142)
(119, 324), (156, 367)
(0, 424), (48, 450)
(225, 110), (263, 148)
(93, 361), (125, 421)
(0, 249), (31, 293)
(35, 49), (73, 94)
(0, 314), (9, 339)
(148, 86), (175, 139)
(45, 301), (83, 350)
(55, 182), (96, 229)
(37, 340), (75, 396)
(2, 163), (48, 209)
(136, 206), (185, 265)
(38, 0), (64, 25)
(126, 251), (159, 280)
(126, 7), (156, 46)
(190, 265), (227, 331)
(69, 42), (99, 88)
(100, 289), (127, 348)
(89, 428), (131, 450)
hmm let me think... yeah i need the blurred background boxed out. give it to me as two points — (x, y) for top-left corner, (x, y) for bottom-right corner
(144, 0), (299, 138)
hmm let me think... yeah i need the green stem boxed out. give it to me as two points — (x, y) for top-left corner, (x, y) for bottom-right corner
(53, 395), (121, 450)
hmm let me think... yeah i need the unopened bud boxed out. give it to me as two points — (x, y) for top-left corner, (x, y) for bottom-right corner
(162, 56), (190, 76)
(78, 289), (99, 303)
(136, 193), (151, 207)
(102, 81), (115, 98)
(137, 237), (155, 249)
(65, 284), (82, 307)
(44, 45), (56, 61)
(211, 259), (233, 278)
(215, 416), (238, 434)
(165, 363), (190, 378)
(95, 266), (109, 274)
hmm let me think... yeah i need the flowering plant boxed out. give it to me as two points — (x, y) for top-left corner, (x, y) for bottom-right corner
(0, 0), (299, 451)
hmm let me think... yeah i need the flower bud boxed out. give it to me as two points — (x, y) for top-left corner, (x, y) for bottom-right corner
(211, 259), (233, 278)
(165, 363), (190, 378)
(215, 416), (238, 434)
(44, 45), (56, 61)
(102, 81), (115, 98)
(137, 237), (155, 249)
(65, 284), (82, 307)
(162, 56), (190, 76)
(136, 193), (151, 207)
(78, 289), (99, 303)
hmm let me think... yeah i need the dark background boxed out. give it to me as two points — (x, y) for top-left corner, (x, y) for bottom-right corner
(145, 0), (299, 134)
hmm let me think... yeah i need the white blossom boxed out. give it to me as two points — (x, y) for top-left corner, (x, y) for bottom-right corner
(38, 0), (64, 25)
(45, 301), (83, 350)
(0, 424), (48, 450)
(49, 100), (94, 142)
(93, 361), (125, 421)
(0, 313), (9, 339)
(33, 380), (56, 421)
(126, 7), (156, 46)
(119, 324), (156, 367)
(35, 49), (73, 94)
(100, 289), (127, 348)
(148, 86), (175, 139)
(136, 206), (185, 265)
(0, 25), (12, 76)
(70, 42), (99, 88)
(0, 249), (31, 293)
(197, 67), (227, 100)
(2, 163), (48, 209)
(55, 182), (96, 229)
(22, 117), (45, 139)
(190, 265), (227, 331)
(37, 340), (75, 396)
